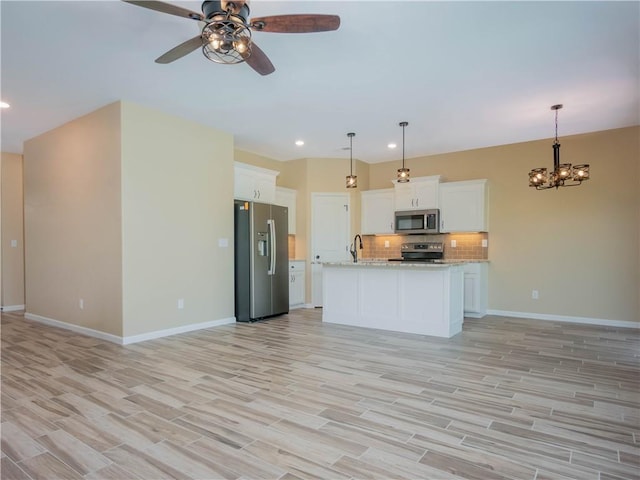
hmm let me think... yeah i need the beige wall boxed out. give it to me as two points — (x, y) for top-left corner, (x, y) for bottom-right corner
(19, 108), (638, 329)
(1, 152), (25, 309)
(121, 102), (235, 336)
(23, 103), (123, 334)
(369, 126), (640, 323)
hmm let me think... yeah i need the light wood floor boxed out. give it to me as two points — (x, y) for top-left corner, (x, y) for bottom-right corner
(1, 309), (639, 480)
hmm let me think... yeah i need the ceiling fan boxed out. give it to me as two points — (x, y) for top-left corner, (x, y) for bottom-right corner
(122, 1), (340, 76)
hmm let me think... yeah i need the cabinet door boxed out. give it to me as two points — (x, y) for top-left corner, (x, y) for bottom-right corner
(234, 162), (278, 202)
(275, 187), (297, 234)
(361, 189), (394, 234)
(254, 173), (276, 203)
(289, 261), (305, 307)
(394, 183), (415, 210)
(464, 273), (478, 312)
(463, 262), (487, 317)
(413, 179), (439, 209)
(234, 167), (257, 201)
(393, 176), (441, 211)
(439, 180), (488, 232)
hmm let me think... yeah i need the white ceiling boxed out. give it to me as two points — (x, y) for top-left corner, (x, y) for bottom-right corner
(2, 1), (638, 163)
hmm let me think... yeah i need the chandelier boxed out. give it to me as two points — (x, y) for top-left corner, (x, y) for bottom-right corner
(529, 104), (590, 190)
(397, 121), (410, 183)
(346, 132), (357, 188)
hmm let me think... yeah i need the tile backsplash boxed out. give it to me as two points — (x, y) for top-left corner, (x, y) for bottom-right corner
(362, 233), (489, 260)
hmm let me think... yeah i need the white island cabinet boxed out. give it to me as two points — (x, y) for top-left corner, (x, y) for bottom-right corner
(322, 262), (464, 338)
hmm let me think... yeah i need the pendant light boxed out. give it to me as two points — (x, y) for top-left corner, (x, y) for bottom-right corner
(346, 132), (357, 188)
(397, 121), (410, 183)
(528, 104), (590, 190)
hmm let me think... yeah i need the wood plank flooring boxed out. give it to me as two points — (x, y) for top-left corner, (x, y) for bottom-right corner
(1, 309), (639, 479)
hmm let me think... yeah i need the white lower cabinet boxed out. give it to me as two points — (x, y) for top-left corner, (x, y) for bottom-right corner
(463, 262), (488, 317)
(289, 261), (305, 308)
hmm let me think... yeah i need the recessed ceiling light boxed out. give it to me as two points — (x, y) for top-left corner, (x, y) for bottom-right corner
(0, 101), (10, 109)
(295, 140), (304, 146)
(387, 143), (397, 149)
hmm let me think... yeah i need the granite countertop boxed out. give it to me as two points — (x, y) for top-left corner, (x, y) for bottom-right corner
(322, 260), (466, 268)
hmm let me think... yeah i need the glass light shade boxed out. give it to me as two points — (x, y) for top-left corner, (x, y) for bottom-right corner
(346, 175), (357, 188)
(528, 168), (547, 187)
(397, 167), (410, 183)
(558, 164), (572, 179)
(573, 164), (590, 181)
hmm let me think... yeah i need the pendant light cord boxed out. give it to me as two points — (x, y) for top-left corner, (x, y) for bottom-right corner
(350, 134), (354, 175)
(402, 124), (405, 168)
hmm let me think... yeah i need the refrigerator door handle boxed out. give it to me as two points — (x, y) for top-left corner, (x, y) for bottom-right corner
(267, 219), (276, 275)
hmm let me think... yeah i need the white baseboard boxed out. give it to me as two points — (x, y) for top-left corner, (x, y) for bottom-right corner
(487, 309), (639, 329)
(122, 317), (235, 345)
(1, 305), (26, 312)
(464, 311), (486, 319)
(25, 313), (123, 343)
(24, 312), (236, 345)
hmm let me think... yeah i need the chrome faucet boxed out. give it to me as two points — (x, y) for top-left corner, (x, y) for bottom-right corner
(350, 234), (363, 263)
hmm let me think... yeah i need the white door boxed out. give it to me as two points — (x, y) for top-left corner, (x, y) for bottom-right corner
(311, 193), (350, 307)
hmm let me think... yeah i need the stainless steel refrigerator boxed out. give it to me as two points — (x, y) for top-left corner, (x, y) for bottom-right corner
(234, 200), (289, 322)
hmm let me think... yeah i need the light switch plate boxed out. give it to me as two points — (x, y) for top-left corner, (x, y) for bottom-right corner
(10, 240), (17, 248)
(218, 238), (229, 247)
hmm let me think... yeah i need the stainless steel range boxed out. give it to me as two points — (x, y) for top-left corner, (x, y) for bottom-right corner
(389, 242), (444, 263)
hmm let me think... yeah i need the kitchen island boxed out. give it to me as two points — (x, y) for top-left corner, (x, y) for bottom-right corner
(322, 261), (464, 338)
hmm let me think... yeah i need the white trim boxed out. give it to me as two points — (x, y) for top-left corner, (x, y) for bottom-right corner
(464, 312), (486, 319)
(487, 309), (639, 329)
(24, 312), (237, 345)
(1, 304), (25, 312)
(122, 317), (235, 345)
(25, 313), (123, 343)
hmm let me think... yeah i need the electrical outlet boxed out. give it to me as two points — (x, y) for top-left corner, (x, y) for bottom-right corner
(384, 240), (390, 248)
(451, 240), (457, 248)
(177, 298), (184, 309)
(79, 299), (84, 309)
(481, 239), (488, 248)
(532, 290), (539, 300)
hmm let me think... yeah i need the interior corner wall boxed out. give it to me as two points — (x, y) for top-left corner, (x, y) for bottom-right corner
(369, 126), (640, 323)
(120, 102), (234, 337)
(1, 152), (25, 309)
(23, 102), (123, 335)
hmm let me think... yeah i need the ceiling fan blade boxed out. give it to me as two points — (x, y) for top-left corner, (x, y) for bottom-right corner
(242, 42), (275, 76)
(155, 35), (204, 64)
(122, 0), (204, 21)
(250, 14), (340, 33)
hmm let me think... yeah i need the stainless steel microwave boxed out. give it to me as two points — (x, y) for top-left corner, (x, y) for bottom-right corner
(394, 209), (440, 234)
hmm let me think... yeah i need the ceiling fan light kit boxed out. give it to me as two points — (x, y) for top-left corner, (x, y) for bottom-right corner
(122, 0), (340, 75)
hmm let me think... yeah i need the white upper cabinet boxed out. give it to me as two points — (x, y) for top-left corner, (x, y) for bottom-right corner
(439, 179), (488, 232)
(234, 162), (278, 204)
(393, 175), (441, 211)
(361, 189), (395, 235)
(275, 186), (297, 235)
